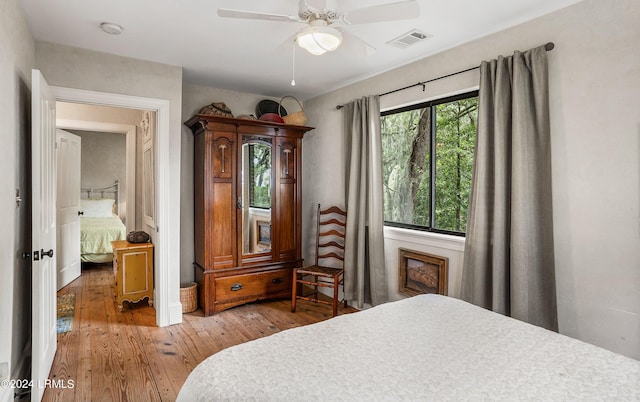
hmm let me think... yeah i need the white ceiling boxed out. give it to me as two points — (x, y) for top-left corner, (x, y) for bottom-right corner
(19, 0), (582, 100)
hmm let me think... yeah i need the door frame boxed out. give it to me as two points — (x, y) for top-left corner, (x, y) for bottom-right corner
(52, 86), (181, 327)
(56, 120), (136, 232)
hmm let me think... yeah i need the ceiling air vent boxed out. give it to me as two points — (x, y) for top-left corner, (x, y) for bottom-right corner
(387, 29), (430, 49)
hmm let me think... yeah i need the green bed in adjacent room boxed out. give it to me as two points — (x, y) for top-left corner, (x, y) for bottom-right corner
(80, 194), (127, 264)
(81, 215), (127, 263)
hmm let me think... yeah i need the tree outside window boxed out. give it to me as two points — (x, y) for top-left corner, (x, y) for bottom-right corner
(248, 144), (271, 208)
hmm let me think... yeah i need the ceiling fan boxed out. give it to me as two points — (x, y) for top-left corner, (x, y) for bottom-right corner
(217, 0), (420, 56)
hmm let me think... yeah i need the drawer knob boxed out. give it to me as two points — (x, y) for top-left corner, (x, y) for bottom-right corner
(230, 283), (243, 291)
(271, 278), (283, 284)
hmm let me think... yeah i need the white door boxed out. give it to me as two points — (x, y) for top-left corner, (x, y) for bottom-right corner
(31, 69), (57, 402)
(56, 129), (81, 290)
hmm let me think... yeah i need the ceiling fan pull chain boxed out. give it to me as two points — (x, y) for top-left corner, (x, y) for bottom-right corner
(291, 41), (297, 86)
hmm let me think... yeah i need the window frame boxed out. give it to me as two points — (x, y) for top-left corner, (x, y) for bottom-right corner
(381, 90), (479, 237)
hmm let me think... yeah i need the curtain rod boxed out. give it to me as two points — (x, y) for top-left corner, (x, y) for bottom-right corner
(335, 42), (555, 110)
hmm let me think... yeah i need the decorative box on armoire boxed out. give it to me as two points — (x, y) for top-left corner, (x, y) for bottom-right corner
(185, 114), (313, 316)
(111, 240), (154, 311)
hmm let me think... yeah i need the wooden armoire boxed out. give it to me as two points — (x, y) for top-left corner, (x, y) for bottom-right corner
(185, 114), (313, 316)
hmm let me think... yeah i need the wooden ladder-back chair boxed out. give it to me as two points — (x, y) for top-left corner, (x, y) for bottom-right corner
(291, 204), (347, 317)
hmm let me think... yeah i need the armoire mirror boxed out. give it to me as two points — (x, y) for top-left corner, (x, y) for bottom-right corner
(241, 137), (272, 255)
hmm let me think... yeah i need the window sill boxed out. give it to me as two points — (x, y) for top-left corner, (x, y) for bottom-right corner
(383, 226), (466, 253)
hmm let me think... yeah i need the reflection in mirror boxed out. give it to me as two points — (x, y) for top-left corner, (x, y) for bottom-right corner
(242, 140), (272, 255)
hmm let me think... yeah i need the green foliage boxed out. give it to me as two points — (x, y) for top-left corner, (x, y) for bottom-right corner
(252, 185), (271, 208)
(434, 99), (477, 232)
(381, 95), (477, 233)
(250, 144), (271, 208)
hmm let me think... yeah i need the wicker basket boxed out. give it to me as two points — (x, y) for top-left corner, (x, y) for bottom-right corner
(180, 282), (198, 313)
(279, 96), (307, 126)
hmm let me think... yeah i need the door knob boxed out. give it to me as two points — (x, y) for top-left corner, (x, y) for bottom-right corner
(41, 249), (54, 258)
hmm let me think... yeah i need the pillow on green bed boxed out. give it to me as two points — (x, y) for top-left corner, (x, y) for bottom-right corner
(81, 198), (115, 218)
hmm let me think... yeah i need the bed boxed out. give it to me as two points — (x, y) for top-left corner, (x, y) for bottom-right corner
(177, 294), (640, 401)
(80, 181), (126, 263)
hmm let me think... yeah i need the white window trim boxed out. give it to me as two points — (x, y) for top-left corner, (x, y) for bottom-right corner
(384, 225), (465, 253)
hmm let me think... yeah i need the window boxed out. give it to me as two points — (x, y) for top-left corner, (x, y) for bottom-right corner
(381, 91), (478, 235)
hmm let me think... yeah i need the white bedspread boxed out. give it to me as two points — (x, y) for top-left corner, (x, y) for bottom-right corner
(177, 295), (640, 401)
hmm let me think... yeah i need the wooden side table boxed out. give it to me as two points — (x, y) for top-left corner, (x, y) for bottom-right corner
(111, 240), (154, 311)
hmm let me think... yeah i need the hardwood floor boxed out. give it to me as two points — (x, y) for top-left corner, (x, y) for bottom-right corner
(44, 264), (356, 402)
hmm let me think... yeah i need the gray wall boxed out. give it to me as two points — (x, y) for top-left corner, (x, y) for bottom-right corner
(303, 0), (640, 359)
(73, 129), (127, 204)
(0, 0), (35, 397)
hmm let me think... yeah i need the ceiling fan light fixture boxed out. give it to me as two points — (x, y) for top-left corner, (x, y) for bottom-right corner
(296, 22), (342, 56)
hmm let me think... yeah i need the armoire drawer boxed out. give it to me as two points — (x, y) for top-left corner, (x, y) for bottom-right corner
(215, 269), (292, 302)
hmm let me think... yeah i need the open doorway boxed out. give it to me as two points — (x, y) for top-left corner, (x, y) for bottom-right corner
(55, 102), (157, 321)
(51, 85), (180, 328)
(30, 72), (181, 401)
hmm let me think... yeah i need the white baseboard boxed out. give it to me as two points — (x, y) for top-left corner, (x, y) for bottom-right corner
(168, 303), (183, 326)
(6, 341), (32, 401)
(0, 386), (10, 402)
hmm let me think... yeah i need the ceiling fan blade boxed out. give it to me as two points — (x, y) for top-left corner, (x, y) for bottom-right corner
(341, 0), (419, 25)
(217, 8), (301, 23)
(337, 28), (377, 56)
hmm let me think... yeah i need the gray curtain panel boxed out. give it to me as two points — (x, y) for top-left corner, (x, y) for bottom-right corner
(343, 95), (388, 308)
(461, 45), (558, 331)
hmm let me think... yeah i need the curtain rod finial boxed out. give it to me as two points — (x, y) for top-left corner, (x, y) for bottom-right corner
(545, 42), (555, 51)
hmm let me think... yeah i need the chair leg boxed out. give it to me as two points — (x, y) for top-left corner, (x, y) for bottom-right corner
(332, 275), (339, 317)
(341, 273), (347, 308)
(313, 275), (318, 302)
(291, 269), (297, 313)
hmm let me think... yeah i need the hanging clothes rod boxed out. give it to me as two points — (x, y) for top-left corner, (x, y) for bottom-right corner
(335, 42), (555, 110)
